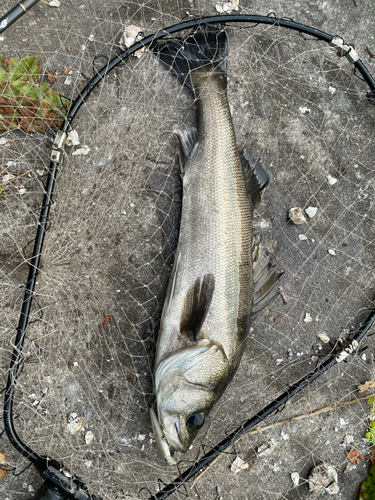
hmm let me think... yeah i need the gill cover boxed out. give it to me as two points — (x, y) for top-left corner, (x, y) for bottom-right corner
(153, 342), (229, 461)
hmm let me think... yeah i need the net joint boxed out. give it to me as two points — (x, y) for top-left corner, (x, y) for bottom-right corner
(330, 38), (359, 63)
(50, 130), (67, 164)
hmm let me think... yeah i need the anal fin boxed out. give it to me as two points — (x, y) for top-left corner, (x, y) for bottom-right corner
(180, 274), (215, 341)
(252, 246), (283, 316)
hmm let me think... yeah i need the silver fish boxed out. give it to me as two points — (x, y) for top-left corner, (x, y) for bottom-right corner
(150, 26), (282, 464)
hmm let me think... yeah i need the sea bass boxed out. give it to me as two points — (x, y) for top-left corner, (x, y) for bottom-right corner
(150, 26), (282, 464)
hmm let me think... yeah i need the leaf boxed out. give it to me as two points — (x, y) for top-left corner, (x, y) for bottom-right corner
(46, 70), (56, 83)
(346, 448), (363, 465)
(359, 465), (375, 500)
(0, 452), (7, 480)
(358, 381), (375, 393)
(0, 55), (68, 133)
(103, 315), (112, 328)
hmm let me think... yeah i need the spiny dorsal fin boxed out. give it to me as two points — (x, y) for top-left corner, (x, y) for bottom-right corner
(240, 148), (269, 207)
(252, 246), (283, 316)
(173, 127), (198, 174)
(180, 274), (215, 341)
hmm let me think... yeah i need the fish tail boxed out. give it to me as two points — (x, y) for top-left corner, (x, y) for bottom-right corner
(151, 25), (227, 89)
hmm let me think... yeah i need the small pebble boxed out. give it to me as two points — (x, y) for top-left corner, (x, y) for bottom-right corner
(327, 175), (337, 185)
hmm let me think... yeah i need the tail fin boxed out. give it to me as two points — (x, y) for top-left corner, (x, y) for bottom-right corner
(151, 25), (227, 89)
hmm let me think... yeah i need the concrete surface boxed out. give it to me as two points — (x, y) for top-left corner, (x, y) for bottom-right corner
(1, 0), (375, 499)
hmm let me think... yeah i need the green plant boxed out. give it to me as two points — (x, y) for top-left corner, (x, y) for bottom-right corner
(0, 55), (68, 132)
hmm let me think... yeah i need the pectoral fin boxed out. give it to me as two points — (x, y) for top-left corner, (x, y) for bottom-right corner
(180, 274), (215, 341)
(160, 249), (181, 327)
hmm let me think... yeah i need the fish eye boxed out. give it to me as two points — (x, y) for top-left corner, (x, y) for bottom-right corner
(186, 412), (205, 431)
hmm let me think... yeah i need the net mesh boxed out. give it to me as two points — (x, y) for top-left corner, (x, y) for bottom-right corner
(1, 2), (375, 499)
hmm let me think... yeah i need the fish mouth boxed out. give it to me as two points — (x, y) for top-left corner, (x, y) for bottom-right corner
(163, 416), (188, 453)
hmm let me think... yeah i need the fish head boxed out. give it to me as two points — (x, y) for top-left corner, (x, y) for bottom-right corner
(153, 342), (229, 459)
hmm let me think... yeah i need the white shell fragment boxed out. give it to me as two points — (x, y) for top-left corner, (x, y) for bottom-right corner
(299, 106), (311, 114)
(0, 137), (9, 145)
(85, 431), (94, 445)
(231, 457), (249, 473)
(298, 234), (308, 241)
(328, 86), (337, 95)
(72, 145), (90, 156)
(328, 249), (336, 255)
(291, 472), (300, 486)
(64, 70), (73, 86)
(327, 175), (337, 185)
(48, 0), (60, 6)
(345, 462), (357, 473)
(344, 434), (354, 444)
(120, 25), (145, 58)
(308, 463), (339, 495)
(305, 206), (318, 218)
(318, 333), (330, 344)
(66, 129), (80, 147)
(216, 0), (239, 13)
(257, 439), (276, 457)
(304, 313), (313, 324)
(137, 434), (146, 441)
(67, 413), (85, 435)
(289, 207), (306, 225)
(2, 173), (15, 183)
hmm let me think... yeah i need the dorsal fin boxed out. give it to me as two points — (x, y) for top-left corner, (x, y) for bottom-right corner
(240, 148), (269, 207)
(180, 274), (215, 341)
(173, 127), (198, 174)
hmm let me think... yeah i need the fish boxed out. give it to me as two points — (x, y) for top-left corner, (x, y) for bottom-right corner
(150, 25), (282, 465)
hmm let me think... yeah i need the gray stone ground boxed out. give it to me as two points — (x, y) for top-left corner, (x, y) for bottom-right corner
(1, 0), (375, 499)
